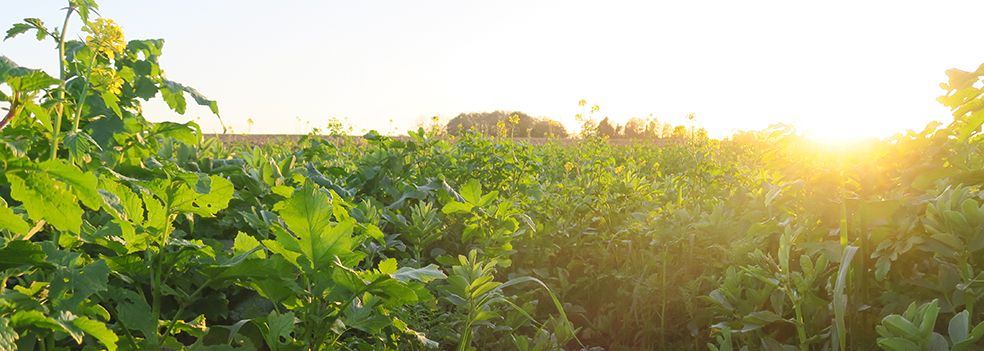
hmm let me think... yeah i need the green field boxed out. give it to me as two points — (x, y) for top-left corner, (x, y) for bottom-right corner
(4, 2), (984, 351)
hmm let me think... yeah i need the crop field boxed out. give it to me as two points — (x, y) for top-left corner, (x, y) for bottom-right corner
(4, 2), (984, 351)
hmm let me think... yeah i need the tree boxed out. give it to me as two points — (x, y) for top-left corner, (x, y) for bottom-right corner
(624, 118), (648, 139)
(445, 111), (567, 137)
(597, 117), (616, 138)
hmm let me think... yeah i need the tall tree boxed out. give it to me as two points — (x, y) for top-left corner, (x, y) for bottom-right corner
(597, 117), (616, 138)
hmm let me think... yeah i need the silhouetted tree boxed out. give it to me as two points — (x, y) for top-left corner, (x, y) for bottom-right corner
(445, 111), (567, 137)
(597, 117), (616, 138)
(624, 118), (647, 138)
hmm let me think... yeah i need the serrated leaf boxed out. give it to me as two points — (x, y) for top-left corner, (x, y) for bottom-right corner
(39, 160), (102, 211)
(4, 23), (32, 41)
(48, 260), (110, 312)
(0, 317), (19, 351)
(262, 310), (295, 351)
(171, 175), (234, 217)
(273, 181), (353, 271)
(22, 102), (52, 133)
(101, 90), (121, 117)
(115, 290), (158, 344)
(7, 172), (84, 232)
(6, 69), (60, 91)
(233, 232), (265, 259)
(0, 139), (28, 158)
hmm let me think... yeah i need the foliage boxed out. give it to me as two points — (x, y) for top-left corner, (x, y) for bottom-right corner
(6, 2), (984, 351)
(445, 111), (567, 138)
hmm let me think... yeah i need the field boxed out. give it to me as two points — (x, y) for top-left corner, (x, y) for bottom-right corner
(4, 2), (984, 351)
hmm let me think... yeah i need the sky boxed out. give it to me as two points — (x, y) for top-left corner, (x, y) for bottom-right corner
(2, 1), (983, 140)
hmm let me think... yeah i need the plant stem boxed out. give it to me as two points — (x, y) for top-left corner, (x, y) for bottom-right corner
(50, 5), (76, 161)
(794, 298), (808, 351)
(69, 57), (98, 134)
(159, 280), (213, 346)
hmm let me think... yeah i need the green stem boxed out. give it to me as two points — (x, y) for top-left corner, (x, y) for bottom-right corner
(50, 5), (76, 161)
(159, 280), (213, 346)
(794, 297), (808, 351)
(660, 251), (667, 351)
(69, 57), (98, 134)
(152, 212), (175, 326)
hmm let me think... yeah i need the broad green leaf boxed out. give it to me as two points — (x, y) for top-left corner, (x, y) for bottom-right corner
(460, 179), (482, 204)
(365, 224), (384, 244)
(273, 181), (353, 271)
(262, 310), (295, 351)
(171, 175), (234, 217)
(0, 139), (28, 158)
(152, 122), (198, 146)
(7, 172), (84, 232)
(48, 260), (110, 312)
(5, 69), (60, 91)
(233, 232), (265, 259)
(39, 160), (102, 211)
(97, 178), (144, 224)
(393, 264), (447, 283)
(53, 311), (86, 344)
(73, 316), (118, 351)
(9, 310), (61, 331)
(366, 278), (417, 307)
(0, 240), (52, 270)
(950, 311), (969, 345)
(928, 333), (948, 351)
(442, 201), (473, 214)
(953, 319), (984, 351)
(208, 257), (286, 282)
(115, 290), (159, 344)
(263, 236), (301, 269)
(0, 204), (30, 235)
(161, 84), (187, 114)
(377, 257), (398, 275)
(342, 298), (391, 334)
(21, 102), (52, 133)
(882, 315), (922, 341)
(744, 311), (784, 325)
(476, 190), (498, 208)
(877, 338), (922, 351)
(182, 84), (220, 116)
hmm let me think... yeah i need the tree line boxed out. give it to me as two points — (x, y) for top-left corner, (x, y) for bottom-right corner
(422, 110), (706, 140)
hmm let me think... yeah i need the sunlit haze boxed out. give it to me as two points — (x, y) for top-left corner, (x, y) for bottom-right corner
(2, 1), (983, 140)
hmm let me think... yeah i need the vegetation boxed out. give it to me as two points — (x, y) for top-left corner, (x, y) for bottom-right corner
(4, 2), (984, 351)
(445, 111), (568, 138)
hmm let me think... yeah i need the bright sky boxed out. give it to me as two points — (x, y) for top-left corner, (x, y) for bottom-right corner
(2, 1), (983, 140)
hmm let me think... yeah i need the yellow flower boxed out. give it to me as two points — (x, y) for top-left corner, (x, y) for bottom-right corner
(82, 18), (125, 60)
(90, 67), (123, 94)
(564, 162), (574, 171)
